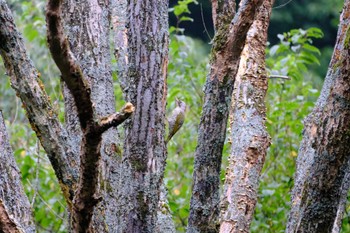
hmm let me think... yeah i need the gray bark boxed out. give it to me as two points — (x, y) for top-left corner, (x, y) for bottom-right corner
(111, 1), (176, 230)
(111, 0), (128, 93)
(60, 0), (126, 231)
(0, 0), (78, 204)
(0, 111), (36, 233)
(46, 0), (133, 230)
(112, 0), (169, 231)
(220, 1), (274, 232)
(286, 0), (350, 232)
(187, 0), (264, 232)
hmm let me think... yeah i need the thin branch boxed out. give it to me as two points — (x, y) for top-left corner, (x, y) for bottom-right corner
(269, 75), (291, 80)
(46, 1), (134, 231)
(200, 3), (212, 41)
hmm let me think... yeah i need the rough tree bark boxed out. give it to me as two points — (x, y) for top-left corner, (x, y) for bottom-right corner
(219, 0), (274, 232)
(286, 0), (350, 232)
(0, 0), (78, 205)
(111, 1), (175, 231)
(1, 0), (133, 231)
(110, 0), (169, 231)
(46, 0), (134, 231)
(1, 0), (172, 231)
(187, 0), (264, 232)
(59, 0), (127, 231)
(0, 112), (35, 233)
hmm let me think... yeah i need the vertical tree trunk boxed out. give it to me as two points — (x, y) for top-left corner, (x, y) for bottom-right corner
(286, 0), (350, 232)
(0, 111), (36, 233)
(220, 1), (273, 232)
(111, 0), (169, 232)
(187, 0), (264, 232)
(111, 1), (176, 230)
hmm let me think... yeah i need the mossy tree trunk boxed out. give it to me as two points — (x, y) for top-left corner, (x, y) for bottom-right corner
(0, 111), (35, 233)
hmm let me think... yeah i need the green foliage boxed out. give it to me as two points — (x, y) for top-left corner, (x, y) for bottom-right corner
(267, 28), (323, 80)
(166, 34), (209, 232)
(1, 0), (347, 232)
(169, 0), (198, 34)
(165, 23), (324, 232)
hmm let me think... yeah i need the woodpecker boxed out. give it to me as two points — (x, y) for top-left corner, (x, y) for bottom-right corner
(166, 98), (186, 144)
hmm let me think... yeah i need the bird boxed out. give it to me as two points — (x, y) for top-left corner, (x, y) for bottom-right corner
(166, 98), (186, 144)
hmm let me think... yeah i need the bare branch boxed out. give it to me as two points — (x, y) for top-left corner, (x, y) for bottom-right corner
(46, 1), (134, 231)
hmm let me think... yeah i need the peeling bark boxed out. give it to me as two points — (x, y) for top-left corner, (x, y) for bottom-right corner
(0, 111), (35, 233)
(187, 0), (264, 232)
(219, 1), (274, 232)
(286, 1), (350, 232)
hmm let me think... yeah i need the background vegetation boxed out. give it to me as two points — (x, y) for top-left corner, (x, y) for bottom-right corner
(0, 0), (348, 232)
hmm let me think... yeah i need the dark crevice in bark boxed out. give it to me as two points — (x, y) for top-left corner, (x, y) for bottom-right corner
(112, 0), (169, 231)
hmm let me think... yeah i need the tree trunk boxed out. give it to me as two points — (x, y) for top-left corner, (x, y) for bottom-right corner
(187, 0), (264, 232)
(286, 0), (350, 232)
(219, 1), (273, 232)
(0, 111), (36, 233)
(111, 0), (170, 232)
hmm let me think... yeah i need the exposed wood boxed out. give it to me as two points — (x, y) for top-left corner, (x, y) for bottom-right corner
(219, 1), (274, 232)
